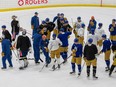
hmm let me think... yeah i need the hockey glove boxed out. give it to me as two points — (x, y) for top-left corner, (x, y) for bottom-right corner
(1, 52), (5, 57)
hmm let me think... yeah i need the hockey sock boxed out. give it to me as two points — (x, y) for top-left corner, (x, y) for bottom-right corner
(109, 65), (115, 76)
(71, 63), (75, 72)
(51, 58), (56, 66)
(78, 65), (81, 73)
(87, 66), (90, 76)
(93, 66), (97, 76)
(105, 60), (110, 68)
(60, 52), (67, 60)
(56, 58), (60, 65)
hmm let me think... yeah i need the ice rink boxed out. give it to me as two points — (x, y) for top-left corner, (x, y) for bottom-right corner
(0, 7), (116, 87)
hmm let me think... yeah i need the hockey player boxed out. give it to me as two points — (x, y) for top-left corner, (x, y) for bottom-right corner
(39, 35), (51, 67)
(53, 13), (61, 23)
(31, 12), (39, 35)
(39, 20), (47, 35)
(109, 39), (116, 76)
(45, 18), (55, 40)
(11, 15), (20, 41)
(16, 29), (31, 70)
(32, 29), (42, 64)
(62, 20), (72, 32)
(87, 20), (96, 34)
(70, 38), (83, 75)
(2, 25), (12, 42)
(95, 23), (105, 48)
(77, 23), (85, 45)
(1, 34), (13, 69)
(84, 38), (98, 78)
(109, 19), (116, 42)
(73, 17), (84, 38)
(58, 28), (72, 63)
(87, 28), (99, 46)
(98, 34), (111, 71)
(48, 34), (62, 70)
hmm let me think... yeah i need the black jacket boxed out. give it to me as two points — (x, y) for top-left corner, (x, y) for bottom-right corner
(84, 44), (98, 60)
(2, 30), (12, 42)
(16, 35), (31, 51)
(11, 20), (20, 34)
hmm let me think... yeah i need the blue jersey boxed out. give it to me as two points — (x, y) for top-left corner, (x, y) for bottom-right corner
(31, 16), (39, 29)
(71, 43), (83, 57)
(2, 39), (11, 55)
(111, 40), (116, 46)
(102, 39), (111, 52)
(40, 39), (49, 49)
(58, 32), (72, 47)
(32, 33), (42, 46)
(109, 24), (116, 35)
(53, 16), (58, 23)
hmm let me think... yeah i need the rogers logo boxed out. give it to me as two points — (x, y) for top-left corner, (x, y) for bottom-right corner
(18, 0), (24, 6)
(18, 0), (48, 6)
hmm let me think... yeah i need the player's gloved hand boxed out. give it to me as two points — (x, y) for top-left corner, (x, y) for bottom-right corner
(71, 53), (76, 57)
(10, 47), (14, 50)
(110, 27), (114, 31)
(1, 52), (5, 57)
(72, 49), (76, 53)
(31, 25), (34, 30)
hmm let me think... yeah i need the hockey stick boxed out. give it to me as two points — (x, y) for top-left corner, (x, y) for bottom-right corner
(26, 58), (43, 62)
(39, 63), (46, 72)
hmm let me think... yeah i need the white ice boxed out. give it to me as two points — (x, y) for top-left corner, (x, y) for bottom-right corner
(0, 7), (116, 87)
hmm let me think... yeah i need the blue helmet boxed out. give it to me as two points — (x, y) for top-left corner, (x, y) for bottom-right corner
(81, 23), (85, 28)
(74, 38), (78, 42)
(1, 25), (6, 29)
(64, 20), (68, 24)
(52, 34), (56, 38)
(42, 20), (46, 24)
(102, 34), (107, 38)
(61, 13), (64, 16)
(98, 23), (103, 27)
(112, 19), (116, 22)
(35, 12), (38, 14)
(45, 18), (49, 22)
(88, 38), (93, 44)
(60, 18), (64, 21)
(77, 16), (81, 20)
(60, 28), (64, 32)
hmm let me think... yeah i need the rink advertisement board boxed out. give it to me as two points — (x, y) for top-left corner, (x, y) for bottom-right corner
(0, 0), (116, 11)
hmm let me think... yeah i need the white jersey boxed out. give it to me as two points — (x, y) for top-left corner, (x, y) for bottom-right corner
(87, 34), (99, 45)
(74, 21), (84, 32)
(95, 28), (105, 40)
(78, 28), (85, 37)
(48, 38), (62, 51)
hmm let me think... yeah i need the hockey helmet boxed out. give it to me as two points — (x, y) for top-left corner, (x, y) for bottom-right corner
(102, 34), (107, 38)
(22, 29), (26, 35)
(81, 23), (85, 28)
(52, 34), (56, 39)
(74, 38), (78, 43)
(60, 28), (64, 32)
(1, 25), (6, 29)
(98, 23), (103, 27)
(88, 38), (93, 44)
(77, 16), (81, 20)
(45, 18), (49, 22)
(42, 20), (46, 24)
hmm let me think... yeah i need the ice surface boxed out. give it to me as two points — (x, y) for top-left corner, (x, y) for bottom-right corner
(0, 7), (116, 87)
